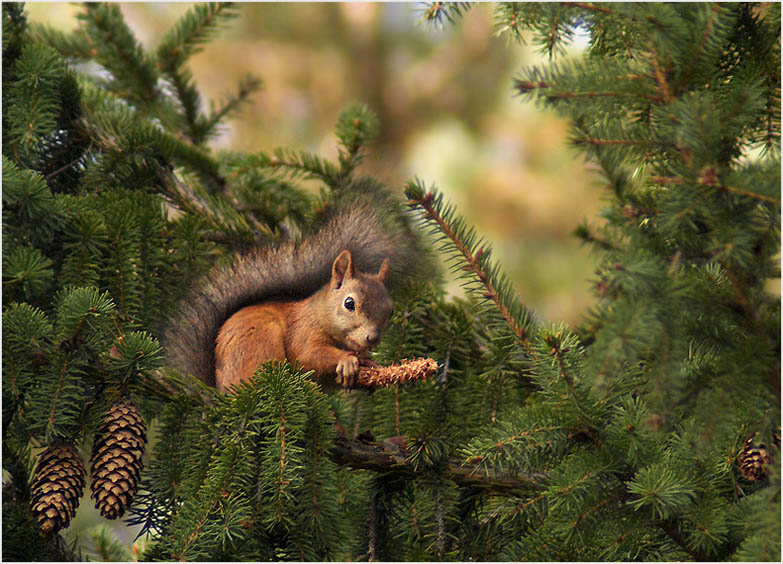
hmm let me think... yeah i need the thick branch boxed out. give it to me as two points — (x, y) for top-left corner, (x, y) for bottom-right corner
(330, 435), (544, 493)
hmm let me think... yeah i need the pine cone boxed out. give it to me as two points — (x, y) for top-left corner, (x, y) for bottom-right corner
(30, 444), (86, 534)
(90, 398), (147, 519)
(739, 436), (771, 482)
(355, 357), (438, 389)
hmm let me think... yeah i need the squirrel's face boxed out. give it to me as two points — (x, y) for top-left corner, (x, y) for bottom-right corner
(327, 250), (393, 353)
(333, 275), (392, 352)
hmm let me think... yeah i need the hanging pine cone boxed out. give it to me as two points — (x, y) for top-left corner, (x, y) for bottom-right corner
(739, 436), (771, 482)
(30, 443), (86, 534)
(89, 398), (147, 519)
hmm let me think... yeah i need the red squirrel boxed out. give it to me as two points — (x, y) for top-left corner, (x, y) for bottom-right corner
(164, 197), (428, 391)
(214, 250), (391, 391)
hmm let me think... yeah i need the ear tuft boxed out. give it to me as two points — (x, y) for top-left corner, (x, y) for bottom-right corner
(331, 250), (354, 289)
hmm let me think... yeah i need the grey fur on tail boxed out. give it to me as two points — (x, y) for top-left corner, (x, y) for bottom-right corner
(163, 194), (433, 387)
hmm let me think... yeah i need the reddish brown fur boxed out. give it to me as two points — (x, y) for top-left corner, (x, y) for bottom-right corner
(214, 250), (392, 392)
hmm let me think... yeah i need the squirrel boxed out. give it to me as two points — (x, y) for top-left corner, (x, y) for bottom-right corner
(164, 193), (430, 392)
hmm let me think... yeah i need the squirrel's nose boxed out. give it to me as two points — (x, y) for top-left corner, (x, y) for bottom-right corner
(366, 332), (380, 346)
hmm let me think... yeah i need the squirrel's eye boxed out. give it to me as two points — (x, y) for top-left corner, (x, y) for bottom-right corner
(344, 296), (355, 311)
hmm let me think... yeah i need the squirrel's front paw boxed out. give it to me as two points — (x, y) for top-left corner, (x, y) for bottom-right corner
(335, 354), (359, 388)
(358, 357), (379, 369)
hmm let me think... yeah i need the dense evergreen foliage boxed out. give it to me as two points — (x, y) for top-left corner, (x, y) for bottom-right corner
(3, 2), (779, 561)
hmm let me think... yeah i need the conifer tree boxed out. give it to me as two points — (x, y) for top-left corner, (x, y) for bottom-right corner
(3, 2), (779, 562)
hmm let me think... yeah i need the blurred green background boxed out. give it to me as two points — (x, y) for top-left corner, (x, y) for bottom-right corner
(25, 2), (601, 555)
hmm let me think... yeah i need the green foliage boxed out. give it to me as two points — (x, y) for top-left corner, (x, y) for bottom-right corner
(3, 2), (779, 562)
(2, 2), (266, 557)
(419, 2), (472, 30)
(132, 363), (356, 561)
(80, 524), (134, 561)
(155, 2), (252, 144)
(334, 101), (381, 184)
(78, 3), (160, 110)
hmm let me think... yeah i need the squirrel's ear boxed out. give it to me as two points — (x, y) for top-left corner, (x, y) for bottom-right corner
(331, 250), (354, 289)
(377, 258), (390, 285)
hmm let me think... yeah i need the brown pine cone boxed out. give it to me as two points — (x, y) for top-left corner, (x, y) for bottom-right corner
(354, 357), (438, 389)
(30, 444), (86, 534)
(90, 398), (147, 519)
(739, 436), (771, 482)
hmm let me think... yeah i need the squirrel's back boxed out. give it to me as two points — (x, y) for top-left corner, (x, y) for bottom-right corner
(163, 195), (430, 386)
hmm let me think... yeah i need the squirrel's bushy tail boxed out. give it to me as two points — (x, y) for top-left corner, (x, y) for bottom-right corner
(163, 193), (432, 386)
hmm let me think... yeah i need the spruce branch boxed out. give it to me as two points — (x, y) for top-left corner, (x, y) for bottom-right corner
(236, 149), (341, 188)
(334, 102), (380, 188)
(366, 496), (378, 562)
(573, 137), (659, 147)
(463, 424), (570, 464)
(573, 222), (616, 251)
(194, 75), (262, 144)
(650, 50), (673, 104)
(515, 78), (663, 102)
(44, 146), (93, 181)
(29, 23), (96, 61)
(330, 436), (544, 494)
(570, 492), (623, 530)
(493, 3), (525, 44)
(647, 47), (704, 170)
(79, 2), (159, 105)
(719, 262), (778, 400)
(561, 2), (612, 15)
(75, 80), (228, 191)
(419, 2), (472, 29)
(544, 332), (603, 448)
(478, 491), (548, 533)
(434, 480), (446, 553)
(677, 3), (723, 90)
(159, 64), (201, 140)
(157, 2), (238, 62)
(405, 181), (538, 358)
(651, 174), (781, 206)
(46, 358), (71, 438)
(659, 518), (711, 562)
(156, 2), (240, 142)
(154, 165), (260, 242)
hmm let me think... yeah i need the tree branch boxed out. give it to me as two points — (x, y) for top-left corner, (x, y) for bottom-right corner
(659, 518), (711, 561)
(574, 137), (656, 146)
(330, 435), (545, 494)
(515, 79), (663, 102)
(561, 2), (613, 14)
(407, 189), (538, 358)
(652, 175), (781, 206)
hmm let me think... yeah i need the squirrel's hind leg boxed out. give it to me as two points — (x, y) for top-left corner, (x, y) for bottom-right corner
(215, 304), (288, 392)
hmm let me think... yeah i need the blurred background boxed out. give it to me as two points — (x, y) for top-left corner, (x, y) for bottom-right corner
(25, 2), (601, 554)
(29, 2), (602, 324)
